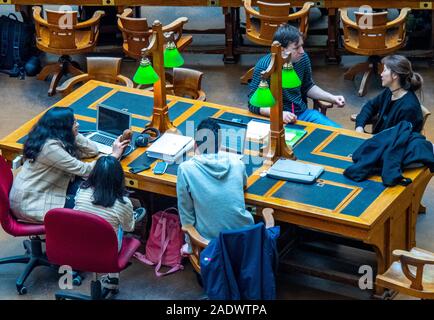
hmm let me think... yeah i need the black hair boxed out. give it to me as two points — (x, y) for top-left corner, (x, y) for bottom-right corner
(272, 24), (302, 48)
(81, 155), (127, 207)
(195, 118), (221, 154)
(24, 107), (77, 162)
(382, 55), (423, 92)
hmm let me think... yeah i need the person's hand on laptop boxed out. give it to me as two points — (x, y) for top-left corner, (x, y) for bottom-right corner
(111, 136), (130, 160)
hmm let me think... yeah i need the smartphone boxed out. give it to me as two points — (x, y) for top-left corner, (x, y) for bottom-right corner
(153, 161), (168, 175)
(129, 164), (150, 174)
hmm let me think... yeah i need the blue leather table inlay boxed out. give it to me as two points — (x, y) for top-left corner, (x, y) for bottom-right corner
(176, 107), (219, 136)
(321, 134), (365, 158)
(67, 86), (113, 115)
(246, 169), (385, 217)
(272, 180), (353, 211)
(102, 91), (160, 117)
(169, 101), (194, 122)
(294, 128), (354, 169)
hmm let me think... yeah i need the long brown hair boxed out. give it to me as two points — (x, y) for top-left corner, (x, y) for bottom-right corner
(382, 55), (423, 92)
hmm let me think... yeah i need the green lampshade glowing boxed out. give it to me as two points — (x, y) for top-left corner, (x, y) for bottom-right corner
(282, 63), (301, 89)
(249, 80), (276, 108)
(133, 58), (159, 85)
(164, 42), (184, 68)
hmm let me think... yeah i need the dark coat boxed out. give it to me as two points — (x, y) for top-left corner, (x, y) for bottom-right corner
(356, 89), (423, 134)
(344, 121), (434, 186)
(200, 223), (280, 300)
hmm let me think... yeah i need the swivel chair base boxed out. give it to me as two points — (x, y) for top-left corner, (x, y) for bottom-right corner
(55, 274), (118, 300)
(344, 55), (383, 97)
(37, 55), (83, 96)
(0, 236), (53, 295)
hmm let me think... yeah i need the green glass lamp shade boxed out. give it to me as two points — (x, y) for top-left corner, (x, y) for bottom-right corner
(282, 63), (301, 89)
(133, 58), (159, 85)
(164, 42), (184, 68)
(249, 80), (276, 108)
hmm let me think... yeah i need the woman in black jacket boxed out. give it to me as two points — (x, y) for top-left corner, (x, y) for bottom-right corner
(355, 55), (424, 134)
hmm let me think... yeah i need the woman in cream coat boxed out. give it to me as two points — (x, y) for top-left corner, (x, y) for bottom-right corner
(9, 107), (129, 223)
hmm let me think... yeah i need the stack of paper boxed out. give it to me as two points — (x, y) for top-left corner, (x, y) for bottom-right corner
(146, 133), (194, 164)
(246, 120), (270, 141)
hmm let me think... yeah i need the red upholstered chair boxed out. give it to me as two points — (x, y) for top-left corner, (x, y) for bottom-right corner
(44, 208), (141, 300)
(0, 156), (51, 295)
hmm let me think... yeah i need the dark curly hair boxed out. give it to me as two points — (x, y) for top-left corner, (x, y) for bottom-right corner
(24, 107), (77, 162)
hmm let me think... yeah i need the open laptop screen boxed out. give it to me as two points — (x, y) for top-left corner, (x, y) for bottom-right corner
(212, 118), (247, 155)
(98, 104), (131, 137)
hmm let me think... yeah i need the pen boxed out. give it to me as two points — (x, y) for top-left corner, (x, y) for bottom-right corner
(291, 102), (295, 115)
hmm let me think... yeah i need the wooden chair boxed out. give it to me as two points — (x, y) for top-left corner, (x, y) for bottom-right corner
(148, 67), (206, 101)
(56, 57), (134, 96)
(33, 6), (104, 96)
(340, 8), (410, 97)
(167, 67), (206, 101)
(117, 8), (192, 60)
(182, 208), (275, 274)
(376, 248), (434, 299)
(241, 0), (314, 84)
(350, 104), (431, 135)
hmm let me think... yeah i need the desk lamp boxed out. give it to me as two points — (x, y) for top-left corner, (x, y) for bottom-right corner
(249, 41), (298, 163)
(133, 21), (185, 133)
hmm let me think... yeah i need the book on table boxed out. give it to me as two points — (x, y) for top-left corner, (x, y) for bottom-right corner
(146, 133), (194, 164)
(285, 127), (307, 147)
(246, 120), (306, 148)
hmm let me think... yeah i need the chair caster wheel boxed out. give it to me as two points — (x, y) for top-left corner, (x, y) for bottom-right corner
(17, 285), (27, 295)
(73, 275), (82, 286)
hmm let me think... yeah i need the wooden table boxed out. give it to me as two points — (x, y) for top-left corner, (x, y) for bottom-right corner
(1, 80), (432, 295)
(3, 1), (433, 63)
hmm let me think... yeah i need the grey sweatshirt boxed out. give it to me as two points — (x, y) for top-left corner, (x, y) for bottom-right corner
(176, 153), (254, 241)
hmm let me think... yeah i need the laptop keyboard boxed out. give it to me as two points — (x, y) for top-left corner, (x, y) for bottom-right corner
(89, 134), (115, 146)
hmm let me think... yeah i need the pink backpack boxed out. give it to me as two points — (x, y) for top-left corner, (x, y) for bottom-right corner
(134, 207), (184, 277)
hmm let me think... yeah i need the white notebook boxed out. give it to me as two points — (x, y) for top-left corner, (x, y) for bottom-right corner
(146, 133), (194, 163)
(246, 120), (270, 141)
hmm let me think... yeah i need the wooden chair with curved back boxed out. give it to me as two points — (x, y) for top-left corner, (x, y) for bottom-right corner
(56, 57), (134, 96)
(241, 0), (314, 84)
(376, 248), (434, 299)
(340, 8), (410, 97)
(117, 8), (192, 60)
(167, 67), (206, 101)
(182, 208), (275, 274)
(147, 67), (206, 101)
(33, 6), (105, 96)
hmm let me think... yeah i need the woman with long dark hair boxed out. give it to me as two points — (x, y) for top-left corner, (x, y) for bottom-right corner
(355, 55), (424, 134)
(74, 155), (145, 291)
(9, 107), (129, 223)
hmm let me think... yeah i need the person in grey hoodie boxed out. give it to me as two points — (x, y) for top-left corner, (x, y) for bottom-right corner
(176, 118), (254, 246)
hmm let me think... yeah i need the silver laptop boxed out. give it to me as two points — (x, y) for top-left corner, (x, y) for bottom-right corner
(87, 104), (132, 154)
